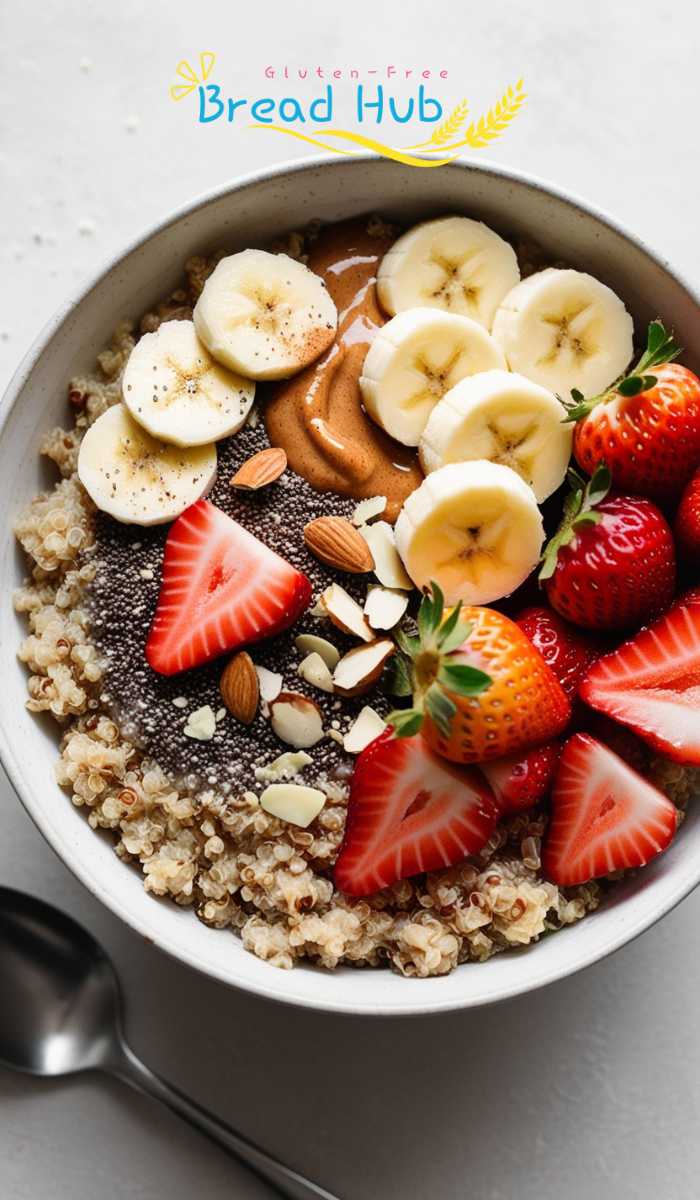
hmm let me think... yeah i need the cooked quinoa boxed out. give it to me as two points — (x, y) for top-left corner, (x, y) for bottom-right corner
(13, 232), (700, 978)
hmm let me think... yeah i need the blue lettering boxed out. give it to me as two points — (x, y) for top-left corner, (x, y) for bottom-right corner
(279, 97), (305, 123)
(388, 96), (415, 124)
(227, 98), (248, 122)
(197, 84), (224, 123)
(357, 84), (384, 123)
(309, 85), (333, 123)
(418, 85), (442, 123)
(251, 97), (275, 123)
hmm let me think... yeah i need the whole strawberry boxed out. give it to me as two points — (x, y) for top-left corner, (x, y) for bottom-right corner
(388, 583), (571, 765)
(566, 322), (700, 507)
(675, 467), (700, 566)
(539, 464), (676, 632)
(515, 605), (601, 701)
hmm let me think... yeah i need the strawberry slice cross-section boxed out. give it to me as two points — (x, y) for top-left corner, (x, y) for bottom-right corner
(580, 588), (700, 765)
(146, 498), (312, 676)
(542, 733), (678, 887)
(334, 729), (499, 898)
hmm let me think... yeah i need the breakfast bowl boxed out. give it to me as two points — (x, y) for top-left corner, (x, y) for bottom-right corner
(1, 154), (699, 1016)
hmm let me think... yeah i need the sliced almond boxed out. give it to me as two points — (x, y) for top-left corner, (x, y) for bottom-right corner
(321, 583), (374, 643)
(294, 633), (340, 669)
(333, 639), (394, 697)
(269, 692), (325, 748)
(255, 664), (283, 703)
(255, 750), (313, 783)
(231, 446), (287, 490)
(298, 652), (334, 693)
(304, 515), (374, 574)
(360, 521), (413, 590)
(351, 495), (387, 526)
(364, 585), (410, 631)
(183, 705), (217, 741)
(343, 706), (387, 754)
(260, 783), (326, 828)
(219, 651), (259, 724)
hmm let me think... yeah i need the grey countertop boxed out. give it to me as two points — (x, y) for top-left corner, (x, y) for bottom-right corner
(2, 2), (699, 1197)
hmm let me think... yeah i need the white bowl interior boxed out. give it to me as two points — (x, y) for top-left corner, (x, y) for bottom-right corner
(2, 156), (699, 1015)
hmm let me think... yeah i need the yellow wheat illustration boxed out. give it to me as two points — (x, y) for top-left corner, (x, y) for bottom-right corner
(454, 81), (526, 150)
(410, 98), (470, 149)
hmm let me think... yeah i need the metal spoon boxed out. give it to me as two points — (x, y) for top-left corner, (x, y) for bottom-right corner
(0, 886), (339, 1200)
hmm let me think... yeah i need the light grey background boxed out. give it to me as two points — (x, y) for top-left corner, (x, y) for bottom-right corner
(1, 3), (698, 1198)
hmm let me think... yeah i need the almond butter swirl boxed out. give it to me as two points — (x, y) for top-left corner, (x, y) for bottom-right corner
(264, 219), (423, 522)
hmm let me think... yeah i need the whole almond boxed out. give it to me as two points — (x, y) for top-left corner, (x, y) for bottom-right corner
(231, 447), (287, 491)
(220, 651), (259, 724)
(304, 516), (375, 574)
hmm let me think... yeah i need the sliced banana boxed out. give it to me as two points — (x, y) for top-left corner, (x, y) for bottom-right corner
(419, 369), (572, 502)
(359, 308), (506, 446)
(377, 216), (520, 330)
(491, 268), (634, 398)
(77, 403), (217, 526)
(193, 249), (337, 381)
(122, 320), (254, 447)
(394, 460), (544, 606)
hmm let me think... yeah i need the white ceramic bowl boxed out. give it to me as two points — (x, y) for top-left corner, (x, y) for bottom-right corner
(2, 155), (699, 1016)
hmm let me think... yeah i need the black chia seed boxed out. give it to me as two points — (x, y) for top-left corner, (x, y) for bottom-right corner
(87, 409), (391, 794)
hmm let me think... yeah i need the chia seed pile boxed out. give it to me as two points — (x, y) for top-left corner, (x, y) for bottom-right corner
(88, 414), (390, 792)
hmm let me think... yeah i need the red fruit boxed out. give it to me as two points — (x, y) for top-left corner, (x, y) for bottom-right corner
(582, 712), (650, 777)
(515, 606), (601, 701)
(580, 588), (700, 764)
(675, 468), (700, 564)
(334, 729), (499, 897)
(480, 741), (561, 813)
(540, 465), (675, 632)
(392, 590), (571, 766)
(542, 734), (677, 886)
(569, 322), (700, 506)
(146, 499), (312, 675)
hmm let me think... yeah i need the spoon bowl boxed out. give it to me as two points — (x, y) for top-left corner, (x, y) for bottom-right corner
(0, 886), (121, 1076)
(0, 886), (338, 1199)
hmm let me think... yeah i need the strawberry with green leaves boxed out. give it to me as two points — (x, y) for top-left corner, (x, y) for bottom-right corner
(386, 583), (571, 765)
(539, 464), (676, 632)
(565, 321), (700, 506)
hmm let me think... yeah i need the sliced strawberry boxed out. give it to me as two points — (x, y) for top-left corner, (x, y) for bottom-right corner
(334, 729), (499, 897)
(480, 741), (561, 814)
(580, 588), (700, 764)
(146, 499), (312, 675)
(542, 734), (678, 886)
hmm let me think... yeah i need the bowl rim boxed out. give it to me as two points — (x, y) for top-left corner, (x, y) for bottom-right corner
(2, 152), (700, 1017)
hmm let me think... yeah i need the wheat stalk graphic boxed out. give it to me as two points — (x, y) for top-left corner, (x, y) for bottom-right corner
(459, 80), (526, 149)
(420, 98), (470, 148)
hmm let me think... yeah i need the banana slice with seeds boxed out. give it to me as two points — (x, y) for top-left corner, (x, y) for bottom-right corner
(394, 461), (544, 606)
(419, 369), (572, 502)
(122, 320), (255, 447)
(359, 308), (505, 446)
(491, 268), (634, 398)
(77, 403), (217, 526)
(194, 249), (337, 381)
(377, 216), (520, 330)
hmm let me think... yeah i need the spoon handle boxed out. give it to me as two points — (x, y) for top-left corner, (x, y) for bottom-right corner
(111, 1041), (340, 1200)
